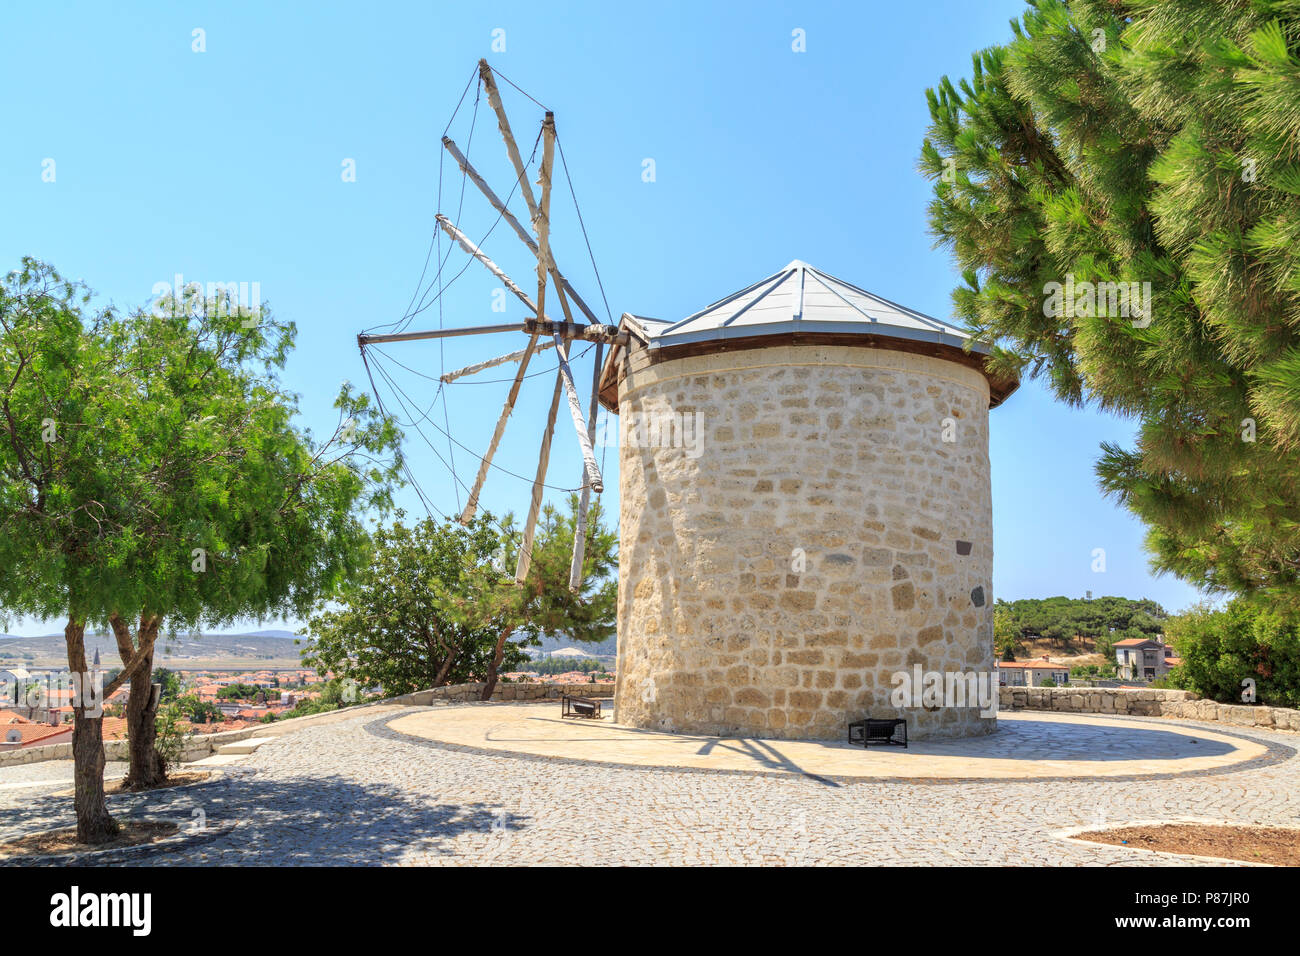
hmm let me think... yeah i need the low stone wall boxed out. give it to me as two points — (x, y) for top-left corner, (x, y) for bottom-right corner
(392, 682), (616, 706)
(0, 724), (266, 769)
(0, 683), (613, 768)
(999, 686), (1300, 732)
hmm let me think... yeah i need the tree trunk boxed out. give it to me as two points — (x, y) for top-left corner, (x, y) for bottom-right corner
(433, 645), (458, 687)
(480, 630), (511, 701)
(123, 651), (165, 789)
(113, 614), (166, 790)
(66, 619), (118, 844)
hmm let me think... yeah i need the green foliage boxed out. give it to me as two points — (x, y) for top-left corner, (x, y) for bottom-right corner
(0, 257), (403, 831)
(994, 604), (1022, 658)
(152, 701), (191, 773)
(270, 678), (370, 720)
(1164, 601), (1300, 707)
(215, 683), (267, 701)
(174, 694), (223, 724)
(524, 656), (610, 676)
(302, 513), (534, 696)
(0, 257), (403, 632)
(152, 668), (183, 702)
(302, 495), (617, 697)
(1069, 661), (1117, 679)
(1038, 677), (1059, 687)
(993, 595), (1166, 652)
(921, 1), (1300, 613)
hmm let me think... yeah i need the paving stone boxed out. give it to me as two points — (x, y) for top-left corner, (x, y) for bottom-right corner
(1, 707), (1296, 866)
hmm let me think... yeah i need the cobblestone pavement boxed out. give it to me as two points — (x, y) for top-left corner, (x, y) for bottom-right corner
(2, 706), (1297, 866)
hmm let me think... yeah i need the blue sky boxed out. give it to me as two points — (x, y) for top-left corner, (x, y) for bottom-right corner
(0, 0), (1205, 635)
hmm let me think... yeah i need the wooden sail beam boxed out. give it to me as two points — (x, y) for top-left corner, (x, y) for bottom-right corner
(478, 62), (602, 337)
(434, 214), (548, 319)
(358, 321), (625, 348)
(458, 330), (541, 525)
(358, 322), (521, 346)
(552, 331), (603, 493)
(441, 135), (602, 325)
(480, 59), (543, 234)
(532, 117), (556, 364)
(439, 339), (558, 384)
(568, 340), (604, 592)
(514, 368), (564, 583)
(534, 114), (579, 334)
(531, 112), (601, 495)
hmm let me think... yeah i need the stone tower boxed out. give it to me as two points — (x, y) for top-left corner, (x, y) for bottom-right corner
(597, 261), (1018, 740)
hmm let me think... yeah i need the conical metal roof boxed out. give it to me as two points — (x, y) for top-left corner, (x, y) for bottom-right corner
(600, 260), (1018, 413)
(642, 259), (983, 352)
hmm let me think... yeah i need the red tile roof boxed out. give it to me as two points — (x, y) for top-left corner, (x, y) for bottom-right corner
(3, 723), (74, 747)
(999, 660), (1068, 670)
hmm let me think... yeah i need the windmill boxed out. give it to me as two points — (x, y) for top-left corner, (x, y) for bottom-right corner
(357, 60), (625, 591)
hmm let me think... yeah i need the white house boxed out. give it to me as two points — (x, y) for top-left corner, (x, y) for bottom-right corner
(1114, 638), (1177, 681)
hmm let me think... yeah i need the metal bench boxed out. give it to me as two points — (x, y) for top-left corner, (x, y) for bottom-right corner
(848, 717), (907, 748)
(561, 694), (602, 719)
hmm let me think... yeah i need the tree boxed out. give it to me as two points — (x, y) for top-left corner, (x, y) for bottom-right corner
(993, 595), (1166, 655)
(174, 695), (222, 724)
(303, 495), (617, 700)
(456, 494), (618, 700)
(0, 259), (401, 841)
(152, 668), (183, 702)
(920, 0), (1300, 615)
(216, 683), (262, 700)
(302, 513), (532, 696)
(1164, 601), (1300, 707)
(994, 602), (1022, 659)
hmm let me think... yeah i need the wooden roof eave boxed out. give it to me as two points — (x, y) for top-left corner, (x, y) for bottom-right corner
(599, 326), (1018, 411)
(597, 314), (654, 414)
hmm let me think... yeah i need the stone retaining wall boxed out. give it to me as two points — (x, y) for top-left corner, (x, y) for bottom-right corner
(0, 682), (615, 768)
(999, 686), (1300, 732)
(0, 724), (266, 769)
(391, 682), (615, 705)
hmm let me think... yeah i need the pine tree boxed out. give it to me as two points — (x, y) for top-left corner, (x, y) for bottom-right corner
(920, 0), (1300, 613)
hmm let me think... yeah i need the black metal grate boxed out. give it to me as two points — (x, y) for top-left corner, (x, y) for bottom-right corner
(561, 694), (602, 719)
(847, 717), (907, 748)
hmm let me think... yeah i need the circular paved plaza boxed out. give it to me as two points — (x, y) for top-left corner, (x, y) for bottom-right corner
(1, 702), (1297, 866)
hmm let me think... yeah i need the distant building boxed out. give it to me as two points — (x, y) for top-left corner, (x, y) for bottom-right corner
(997, 657), (1069, 687)
(1114, 638), (1177, 681)
(0, 668), (31, 694)
(0, 709), (75, 750)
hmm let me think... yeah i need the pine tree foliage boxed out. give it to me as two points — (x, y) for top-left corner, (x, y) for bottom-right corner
(920, 0), (1300, 612)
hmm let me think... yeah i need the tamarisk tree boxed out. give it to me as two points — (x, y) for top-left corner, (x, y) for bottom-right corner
(301, 513), (535, 696)
(0, 259), (402, 842)
(303, 494), (617, 701)
(919, 0), (1300, 612)
(461, 495), (618, 700)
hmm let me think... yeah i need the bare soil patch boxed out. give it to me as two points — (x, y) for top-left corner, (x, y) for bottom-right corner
(1076, 824), (1300, 865)
(0, 820), (178, 858)
(52, 770), (211, 798)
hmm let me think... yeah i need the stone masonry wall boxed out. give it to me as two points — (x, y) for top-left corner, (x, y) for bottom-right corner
(999, 685), (1300, 732)
(614, 344), (996, 740)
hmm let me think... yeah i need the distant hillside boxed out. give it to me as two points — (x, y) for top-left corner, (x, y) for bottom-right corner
(0, 632), (307, 669)
(996, 595), (1167, 658)
(524, 632), (617, 658)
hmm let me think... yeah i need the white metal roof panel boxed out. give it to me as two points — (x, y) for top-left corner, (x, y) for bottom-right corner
(647, 260), (984, 353)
